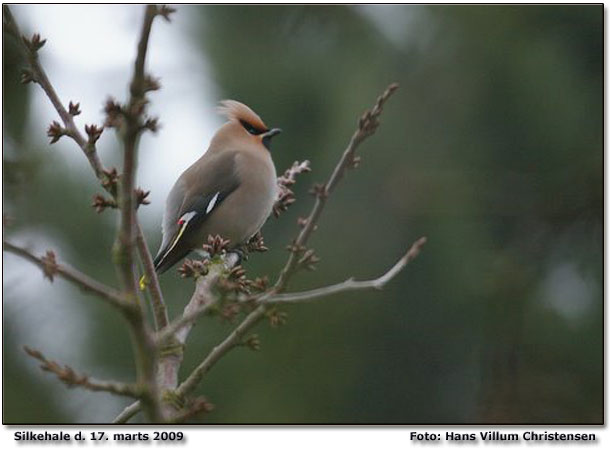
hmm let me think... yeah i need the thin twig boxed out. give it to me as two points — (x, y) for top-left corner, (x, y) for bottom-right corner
(274, 83), (399, 292)
(161, 238), (426, 333)
(115, 4), (158, 306)
(273, 160), (311, 217)
(3, 5), (108, 184)
(136, 222), (168, 330)
(113, 401), (141, 424)
(266, 237), (427, 304)
(24, 346), (140, 398)
(129, 5), (156, 103)
(175, 304), (266, 399)
(3, 240), (127, 309)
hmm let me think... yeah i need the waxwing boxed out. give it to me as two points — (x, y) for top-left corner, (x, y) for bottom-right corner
(153, 100), (281, 274)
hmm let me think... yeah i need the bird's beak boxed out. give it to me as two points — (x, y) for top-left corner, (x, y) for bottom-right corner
(264, 128), (282, 138)
(262, 128), (282, 150)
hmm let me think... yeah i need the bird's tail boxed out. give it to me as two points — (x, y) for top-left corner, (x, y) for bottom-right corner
(153, 244), (189, 275)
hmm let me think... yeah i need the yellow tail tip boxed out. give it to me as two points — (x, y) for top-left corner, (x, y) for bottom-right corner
(139, 275), (148, 291)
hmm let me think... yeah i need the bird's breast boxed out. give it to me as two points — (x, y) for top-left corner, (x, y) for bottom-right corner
(235, 152), (278, 232)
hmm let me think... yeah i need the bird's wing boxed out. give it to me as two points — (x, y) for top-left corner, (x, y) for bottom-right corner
(160, 178), (187, 247)
(154, 151), (240, 273)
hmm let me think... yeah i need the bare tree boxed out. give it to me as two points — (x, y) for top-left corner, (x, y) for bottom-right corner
(3, 5), (426, 423)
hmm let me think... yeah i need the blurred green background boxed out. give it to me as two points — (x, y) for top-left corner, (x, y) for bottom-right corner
(3, 5), (603, 424)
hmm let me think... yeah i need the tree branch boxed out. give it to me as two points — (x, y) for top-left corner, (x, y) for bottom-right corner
(116, 252), (242, 422)
(273, 83), (399, 292)
(3, 5), (109, 184)
(160, 238), (427, 343)
(115, 4), (158, 307)
(154, 302), (211, 347)
(111, 4), (164, 423)
(266, 237), (427, 304)
(166, 396), (213, 424)
(172, 233), (425, 400)
(113, 401), (141, 424)
(177, 254), (240, 345)
(175, 304), (266, 399)
(273, 160), (311, 217)
(3, 240), (128, 310)
(24, 346), (140, 398)
(155, 253), (239, 418)
(130, 5), (156, 102)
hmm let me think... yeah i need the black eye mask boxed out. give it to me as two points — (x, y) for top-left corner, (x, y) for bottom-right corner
(239, 119), (266, 135)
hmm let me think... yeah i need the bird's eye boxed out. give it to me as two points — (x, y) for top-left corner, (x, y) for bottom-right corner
(240, 120), (265, 135)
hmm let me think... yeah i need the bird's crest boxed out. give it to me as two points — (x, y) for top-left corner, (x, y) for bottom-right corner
(218, 100), (267, 132)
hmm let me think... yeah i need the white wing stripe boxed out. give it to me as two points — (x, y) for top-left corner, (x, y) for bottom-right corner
(206, 192), (220, 214)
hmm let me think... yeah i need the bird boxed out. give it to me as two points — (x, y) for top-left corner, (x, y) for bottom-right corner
(153, 100), (281, 274)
